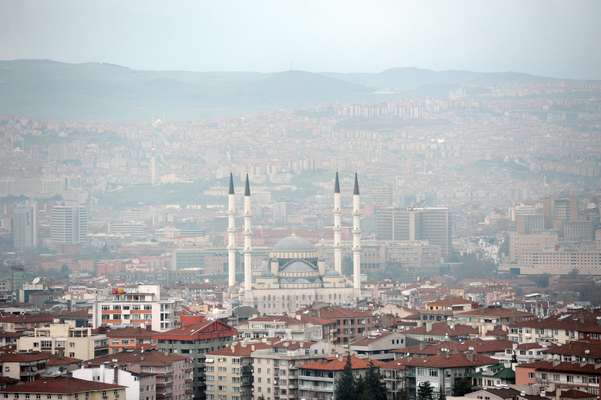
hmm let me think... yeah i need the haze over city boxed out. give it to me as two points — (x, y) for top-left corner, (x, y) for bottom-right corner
(1, 3), (601, 400)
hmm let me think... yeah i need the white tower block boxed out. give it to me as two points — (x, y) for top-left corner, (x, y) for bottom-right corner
(243, 174), (253, 292)
(227, 173), (236, 288)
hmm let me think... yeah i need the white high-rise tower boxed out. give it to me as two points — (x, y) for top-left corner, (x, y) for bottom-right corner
(243, 174), (253, 292)
(227, 173), (237, 288)
(333, 172), (342, 274)
(352, 173), (361, 293)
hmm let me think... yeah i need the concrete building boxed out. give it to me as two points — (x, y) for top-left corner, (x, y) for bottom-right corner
(375, 207), (452, 259)
(50, 204), (88, 245)
(0, 352), (49, 382)
(17, 322), (108, 360)
(205, 341), (273, 400)
(251, 340), (333, 400)
(297, 355), (370, 400)
(157, 320), (237, 400)
(73, 363), (156, 400)
(85, 350), (192, 400)
(11, 202), (37, 251)
(0, 377), (126, 400)
(107, 327), (159, 354)
(91, 285), (178, 332)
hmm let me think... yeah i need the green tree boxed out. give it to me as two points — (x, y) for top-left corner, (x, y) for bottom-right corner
(364, 362), (387, 400)
(453, 377), (473, 396)
(335, 353), (357, 400)
(418, 381), (435, 400)
(356, 375), (368, 400)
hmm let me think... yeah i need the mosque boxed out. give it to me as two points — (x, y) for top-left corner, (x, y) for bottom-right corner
(226, 172), (363, 314)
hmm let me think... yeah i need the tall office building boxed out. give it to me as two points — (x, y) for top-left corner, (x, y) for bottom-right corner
(375, 207), (409, 240)
(12, 203), (37, 251)
(375, 206), (452, 259)
(51, 204), (88, 244)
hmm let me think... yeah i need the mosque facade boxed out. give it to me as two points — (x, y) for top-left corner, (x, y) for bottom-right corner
(226, 172), (363, 314)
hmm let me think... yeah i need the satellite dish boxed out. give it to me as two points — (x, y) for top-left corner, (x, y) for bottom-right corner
(32, 277), (41, 285)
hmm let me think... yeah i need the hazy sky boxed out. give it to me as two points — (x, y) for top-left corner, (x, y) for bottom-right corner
(1, 0), (600, 79)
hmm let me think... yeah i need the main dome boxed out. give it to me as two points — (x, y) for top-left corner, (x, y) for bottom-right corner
(272, 235), (315, 252)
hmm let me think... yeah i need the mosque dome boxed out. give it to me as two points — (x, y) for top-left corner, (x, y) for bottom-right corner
(272, 235), (316, 253)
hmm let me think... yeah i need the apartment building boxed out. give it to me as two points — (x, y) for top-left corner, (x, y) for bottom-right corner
(107, 327), (159, 353)
(85, 350), (193, 400)
(297, 356), (370, 400)
(73, 363), (156, 400)
(516, 361), (601, 396)
(205, 341), (274, 400)
(251, 340), (333, 400)
(17, 322), (108, 360)
(92, 285), (178, 332)
(157, 320), (237, 400)
(0, 352), (49, 382)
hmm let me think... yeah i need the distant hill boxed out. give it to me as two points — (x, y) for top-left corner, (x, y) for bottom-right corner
(325, 67), (557, 91)
(0, 60), (585, 121)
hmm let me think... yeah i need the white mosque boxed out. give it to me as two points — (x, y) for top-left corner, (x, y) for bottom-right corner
(226, 172), (363, 314)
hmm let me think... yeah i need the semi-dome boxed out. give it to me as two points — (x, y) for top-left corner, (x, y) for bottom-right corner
(272, 235), (315, 253)
(280, 260), (318, 274)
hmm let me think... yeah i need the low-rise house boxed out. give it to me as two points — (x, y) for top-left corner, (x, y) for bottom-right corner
(296, 306), (374, 344)
(0, 376), (126, 400)
(0, 352), (49, 382)
(543, 341), (601, 364)
(402, 322), (479, 342)
(0, 314), (55, 332)
(350, 331), (406, 360)
(453, 307), (534, 336)
(516, 361), (601, 397)
(403, 351), (498, 398)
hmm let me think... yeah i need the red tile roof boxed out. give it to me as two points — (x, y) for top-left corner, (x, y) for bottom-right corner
(207, 341), (275, 357)
(107, 327), (159, 338)
(0, 314), (55, 324)
(0, 377), (124, 394)
(47, 355), (82, 367)
(517, 361), (601, 375)
(544, 341), (601, 359)
(373, 359), (408, 370)
(300, 356), (370, 371)
(86, 350), (189, 367)
(156, 320), (237, 341)
(397, 339), (512, 355)
(402, 353), (498, 368)
(0, 352), (50, 363)
(457, 307), (533, 318)
(404, 322), (478, 337)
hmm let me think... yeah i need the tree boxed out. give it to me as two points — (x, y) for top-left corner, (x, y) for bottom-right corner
(453, 377), (473, 396)
(363, 362), (387, 400)
(418, 381), (435, 400)
(335, 353), (357, 400)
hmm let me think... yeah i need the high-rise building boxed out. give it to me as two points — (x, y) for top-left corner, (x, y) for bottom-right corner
(375, 207), (410, 240)
(50, 204), (88, 245)
(375, 207), (452, 258)
(11, 203), (37, 251)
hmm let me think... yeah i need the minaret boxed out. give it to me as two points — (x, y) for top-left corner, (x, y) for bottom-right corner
(227, 173), (236, 288)
(243, 174), (252, 292)
(352, 173), (361, 293)
(333, 172), (342, 274)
